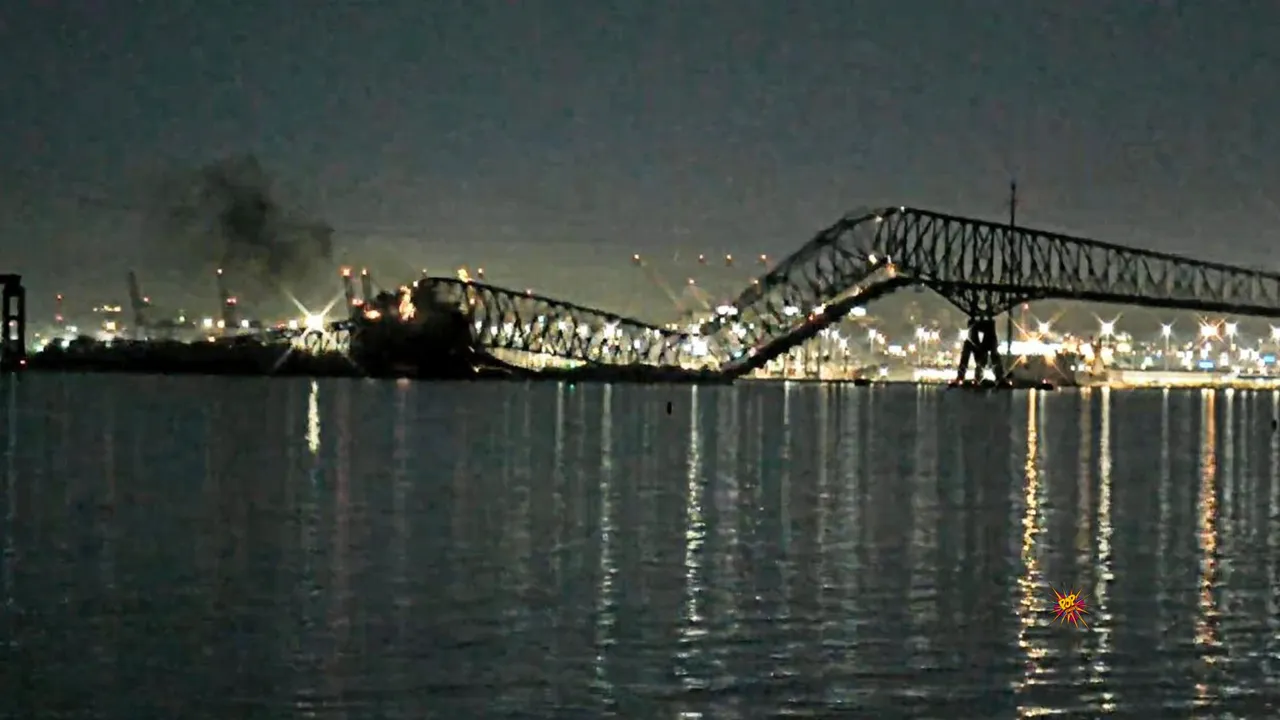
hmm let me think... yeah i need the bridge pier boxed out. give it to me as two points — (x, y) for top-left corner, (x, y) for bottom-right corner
(1, 274), (26, 371)
(954, 317), (1004, 384)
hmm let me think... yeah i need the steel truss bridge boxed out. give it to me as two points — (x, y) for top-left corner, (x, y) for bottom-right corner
(288, 278), (689, 368)
(708, 206), (1280, 379)
(298, 206), (1280, 381)
(422, 278), (684, 366)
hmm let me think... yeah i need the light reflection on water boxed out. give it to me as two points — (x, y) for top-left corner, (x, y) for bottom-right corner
(1, 376), (1279, 718)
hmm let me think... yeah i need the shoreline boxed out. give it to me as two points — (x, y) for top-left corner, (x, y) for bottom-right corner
(9, 362), (1274, 390)
(13, 345), (731, 384)
(10, 343), (1268, 390)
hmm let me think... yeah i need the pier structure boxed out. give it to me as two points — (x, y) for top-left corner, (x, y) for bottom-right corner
(1, 274), (26, 371)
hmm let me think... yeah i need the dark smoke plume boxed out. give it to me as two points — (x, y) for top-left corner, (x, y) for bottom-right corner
(153, 154), (334, 297)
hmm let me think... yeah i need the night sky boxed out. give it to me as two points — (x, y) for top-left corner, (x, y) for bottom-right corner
(3, 1), (1279, 324)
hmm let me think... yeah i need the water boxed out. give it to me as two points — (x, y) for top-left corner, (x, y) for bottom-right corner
(1, 376), (1278, 718)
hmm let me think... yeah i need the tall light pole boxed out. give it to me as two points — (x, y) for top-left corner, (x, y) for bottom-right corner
(1006, 180), (1017, 358)
(1161, 323), (1172, 370)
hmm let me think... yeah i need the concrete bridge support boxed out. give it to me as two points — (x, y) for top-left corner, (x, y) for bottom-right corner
(1, 274), (26, 371)
(954, 316), (1004, 384)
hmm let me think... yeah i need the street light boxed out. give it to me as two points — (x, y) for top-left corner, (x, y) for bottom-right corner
(1037, 321), (1050, 335)
(1161, 323), (1172, 370)
(1200, 323), (1217, 339)
(1100, 320), (1115, 337)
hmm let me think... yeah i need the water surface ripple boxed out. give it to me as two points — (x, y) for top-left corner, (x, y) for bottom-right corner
(1, 376), (1278, 718)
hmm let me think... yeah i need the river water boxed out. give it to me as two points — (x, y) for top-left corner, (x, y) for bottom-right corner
(1, 375), (1278, 718)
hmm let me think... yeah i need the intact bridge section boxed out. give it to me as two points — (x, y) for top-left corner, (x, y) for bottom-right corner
(706, 206), (1280, 380)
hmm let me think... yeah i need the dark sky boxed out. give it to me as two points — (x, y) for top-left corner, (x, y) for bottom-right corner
(3, 0), (1279, 322)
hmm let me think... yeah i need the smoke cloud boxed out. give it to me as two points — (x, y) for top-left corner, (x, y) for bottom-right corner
(152, 154), (334, 300)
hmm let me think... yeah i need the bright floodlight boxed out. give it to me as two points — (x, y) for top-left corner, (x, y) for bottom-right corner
(1037, 321), (1050, 334)
(1200, 323), (1217, 338)
(1161, 323), (1172, 337)
(1100, 321), (1115, 336)
(304, 314), (325, 332)
(1225, 322), (1238, 336)
(1272, 326), (1280, 341)
(851, 306), (867, 317)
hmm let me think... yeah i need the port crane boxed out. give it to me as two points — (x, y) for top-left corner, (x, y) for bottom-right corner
(125, 270), (196, 339)
(339, 267), (386, 319)
(126, 271), (151, 337)
(337, 267), (408, 323)
(636, 252), (770, 326)
(214, 268), (240, 332)
(360, 268), (374, 305)
(631, 253), (693, 321)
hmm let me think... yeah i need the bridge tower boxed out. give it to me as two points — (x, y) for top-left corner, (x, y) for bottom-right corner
(950, 182), (1019, 385)
(954, 317), (1005, 383)
(1, 274), (26, 371)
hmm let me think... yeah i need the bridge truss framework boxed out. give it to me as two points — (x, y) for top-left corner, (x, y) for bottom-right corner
(705, 206), (1280, 380)
(420, 277), (688, 368)
(284, 206), (1280, 382)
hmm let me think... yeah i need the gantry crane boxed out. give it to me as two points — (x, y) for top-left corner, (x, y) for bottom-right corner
(214, 268), (239, 332)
